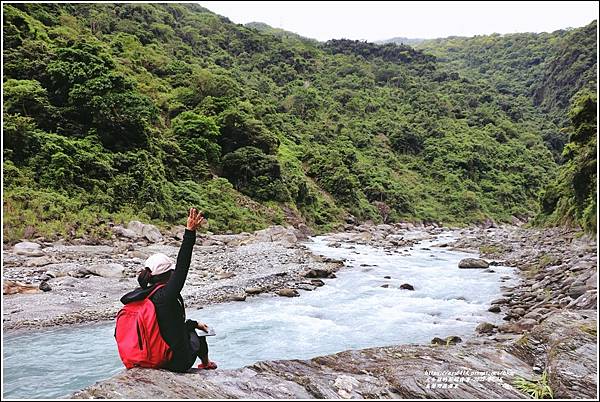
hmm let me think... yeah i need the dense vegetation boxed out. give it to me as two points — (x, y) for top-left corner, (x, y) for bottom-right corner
(2, 3), (596, 241)
(416, 21), (597, 159)
(534, 91), (597, 232)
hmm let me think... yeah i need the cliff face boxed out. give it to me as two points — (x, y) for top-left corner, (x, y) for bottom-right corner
(73, 309), (596, 399)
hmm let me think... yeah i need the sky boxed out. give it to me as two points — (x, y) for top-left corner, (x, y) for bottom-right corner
(198, 1), (599, 41)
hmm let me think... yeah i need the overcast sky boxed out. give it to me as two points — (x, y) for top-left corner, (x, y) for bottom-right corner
(198, 1), (598, 41)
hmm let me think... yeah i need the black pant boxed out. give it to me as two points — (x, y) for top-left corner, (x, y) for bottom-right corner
(166, 329), (209, 372)
(188, 329), (209, 360)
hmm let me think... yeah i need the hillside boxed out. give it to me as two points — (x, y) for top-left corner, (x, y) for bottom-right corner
(416, 21), (597, 157)
(2, 3), (595, 241)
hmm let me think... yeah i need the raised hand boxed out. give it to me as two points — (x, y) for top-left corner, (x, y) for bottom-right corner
(186, 208), (205, 231)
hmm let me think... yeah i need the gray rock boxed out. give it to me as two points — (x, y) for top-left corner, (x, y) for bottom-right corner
(276, 288), (299, 297)
(512, 307), (526, 317)
(245, 287), (263, 295)
(29, 256), (53, 267)
(399, 283), (415, 291)
(585, 272), (596, 289)
(87, 263), (125, 278)
(430, 337), (445, 345)
(127, 221), (163, 243)
(488, 306), (501, 313)
(112, 226), (138, 239)
(445, 335), (462, 345)
(513, 318), (537, 332)
(57, 277), (79, 287)
(567, 290), (597, 310)
(141, 224), (163, 243)
(310, 279), (325, 287)
(458, 258), (489, 269)
(254, 225), (297, 245)
(39, 281), (51, 292)
(304, 268), (334, 278)
(13, 241), (44, 257)
(568, 285), (587, 299)
(295, 284), (316, 291)
(476, 322), (497, 334)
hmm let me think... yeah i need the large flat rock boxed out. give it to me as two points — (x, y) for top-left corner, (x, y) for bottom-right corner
(72, 310), (597, 399)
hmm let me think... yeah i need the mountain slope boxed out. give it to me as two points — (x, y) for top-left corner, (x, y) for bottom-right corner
(415, 21), (597, 158)
(2, 3), (589, 240)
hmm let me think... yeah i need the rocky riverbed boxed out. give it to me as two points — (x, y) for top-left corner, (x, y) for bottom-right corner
(3, 221), (597, 398)
(2, 224), (343, 332)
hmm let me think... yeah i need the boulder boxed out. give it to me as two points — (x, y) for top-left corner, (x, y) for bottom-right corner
(229, 294), (246, 302)
(399, 283), (415, 291)
(430, 335), (462, 346)
(170, 225), (187, 241)
(458, 258), (489, 269)
(39, 281), (52, 292)
(488, 306), (501, 313)
(310, 279), (325, 287)
(254, 226), (297, 244)
(445, 335), (462, 345)
(87, 263), (126, 278)
(276, 288), (299, 297)
(513, 318), (537, 332)
(304, 268), (333, 278)
(13, 241), (44, 257)
(127, 221), (163, 243)
(111, 226), (138, 239)
(430, 337), (445, 345)
(476, 322), (497, 334)
(295, 283), (316, 291)
(245, 287), (263, 295)
(568, 285), (587, 299)
(293, 224), (312, 240)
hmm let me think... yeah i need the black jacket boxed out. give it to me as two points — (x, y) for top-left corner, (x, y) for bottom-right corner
(121, 229), (198, 371)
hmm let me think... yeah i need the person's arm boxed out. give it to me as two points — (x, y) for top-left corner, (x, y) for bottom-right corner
(185, 319), (199, 332)
(162, 229), (196, 299)
(162, 208), (205, 300)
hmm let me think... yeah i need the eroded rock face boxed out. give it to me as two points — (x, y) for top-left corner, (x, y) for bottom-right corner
(506, 309), (597, 399)
(73, 310), (597, 399)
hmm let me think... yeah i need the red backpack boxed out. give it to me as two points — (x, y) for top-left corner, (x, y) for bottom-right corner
(115, 284), (173, 369)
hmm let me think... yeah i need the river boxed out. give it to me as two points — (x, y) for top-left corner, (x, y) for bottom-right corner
(3, 231), (516, 398)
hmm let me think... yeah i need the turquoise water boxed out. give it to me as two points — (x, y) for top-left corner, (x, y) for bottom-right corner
(3, 231), (516, 398)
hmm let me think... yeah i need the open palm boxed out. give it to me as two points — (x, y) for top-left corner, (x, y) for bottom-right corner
(186, 208), (205, 231)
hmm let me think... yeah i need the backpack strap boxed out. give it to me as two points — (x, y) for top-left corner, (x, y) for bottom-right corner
(147, 283), (166, 299)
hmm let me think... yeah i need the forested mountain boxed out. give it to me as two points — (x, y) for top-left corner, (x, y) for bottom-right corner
(2, 3), (596, 241)
(416, 21), (597, 158)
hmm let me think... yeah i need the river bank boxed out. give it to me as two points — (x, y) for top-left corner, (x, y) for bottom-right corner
(3, 222), (597, 398)
(3, 224), (344, 333)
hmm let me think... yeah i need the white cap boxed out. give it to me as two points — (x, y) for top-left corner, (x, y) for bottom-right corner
(144, 253), (174, 276)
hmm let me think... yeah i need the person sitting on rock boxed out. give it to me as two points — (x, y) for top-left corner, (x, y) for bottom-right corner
(120, 208), (217, 371)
